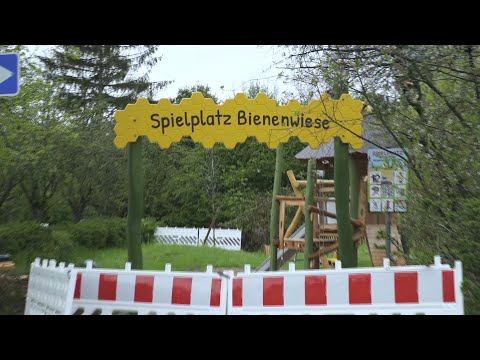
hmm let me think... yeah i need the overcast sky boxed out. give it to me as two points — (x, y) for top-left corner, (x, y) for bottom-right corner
(28, 45), (291, 101)
(151, 45), (288, 101)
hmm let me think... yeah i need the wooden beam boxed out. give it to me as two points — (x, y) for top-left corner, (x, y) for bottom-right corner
(285, 206), (304, 238)
(358, 176), (368, 225)
(308, 231), (365, 260)
(286, 170), (303, 198)
(318, 187), (335, 193)
(297, 179), (335, 187)
(309, 206), (365, 228)
(276, 195), (304, 204)
(352, 230), (366, 242)
(308, 243), (340, 260)
(278, 200), (285, 249)
(350, 218), (365, 229)
(314, 197), (335, 203)
(277, 195), (336, 204)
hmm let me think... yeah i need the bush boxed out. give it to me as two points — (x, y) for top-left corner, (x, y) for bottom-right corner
(21, 217), (160, 251)
(50, 230), (75, 261)
(71, 218), (110, 249)
(0, 222), (75, 265)
(71, 217), (153, 249)
(141, 217), (159, 244)
(407, 196), (480, 314)
(105, 218), (127, 248)
(24, 229), (76, 265)
(222, 191), (271, 252)
(0, 222), (51, 254)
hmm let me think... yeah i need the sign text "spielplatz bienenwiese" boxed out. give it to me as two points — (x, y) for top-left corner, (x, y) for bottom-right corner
(113, 92), (364, 149)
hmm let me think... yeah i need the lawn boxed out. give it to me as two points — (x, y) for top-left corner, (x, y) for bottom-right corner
(13, 243), (266, 274)
(13, 241), (372, 274)
(280, 241), (372, 270)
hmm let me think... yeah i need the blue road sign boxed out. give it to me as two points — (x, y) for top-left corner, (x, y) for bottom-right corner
(0, 53), (20, 96)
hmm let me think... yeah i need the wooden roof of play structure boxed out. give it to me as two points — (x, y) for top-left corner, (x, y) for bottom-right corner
(295, 116), (399, 161)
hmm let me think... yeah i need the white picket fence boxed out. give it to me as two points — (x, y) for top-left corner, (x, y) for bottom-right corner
(24, 256), (464, 315)
(155, 227), (241, 251)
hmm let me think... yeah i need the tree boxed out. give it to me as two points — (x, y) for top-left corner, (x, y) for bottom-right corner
(40, 46), (170, 121)
(282, 45), (480, 312)
(0, 46), (74, 223)
(38, 46), (171, 221)
(144, 85), (219, 227)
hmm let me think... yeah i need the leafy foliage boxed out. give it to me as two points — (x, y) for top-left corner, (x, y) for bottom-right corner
(283, 45), (480, 313)
(0, 222), (75, 264)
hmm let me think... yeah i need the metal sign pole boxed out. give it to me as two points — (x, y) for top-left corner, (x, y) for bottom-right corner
(385, 212), (391, 260)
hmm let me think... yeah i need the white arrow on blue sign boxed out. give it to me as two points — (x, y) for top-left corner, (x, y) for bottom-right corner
(0, 53), (20, 96)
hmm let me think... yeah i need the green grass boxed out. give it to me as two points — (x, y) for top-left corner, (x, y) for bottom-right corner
(280, 242), (372, 270)
(13, 243), (266, 274)
(13, 241), (373, 274)
(358, 242), (373, 267)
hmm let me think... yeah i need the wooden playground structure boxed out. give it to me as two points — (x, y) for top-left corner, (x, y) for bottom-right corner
(273, 169), (405, 269)
(274, 170), (367, 268)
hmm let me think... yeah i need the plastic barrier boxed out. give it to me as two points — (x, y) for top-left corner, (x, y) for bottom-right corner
(227, 257), (463, 315)
(24, 256), (463, 315)
(25, 258), (77, 315)
(72, 261), (228, 315)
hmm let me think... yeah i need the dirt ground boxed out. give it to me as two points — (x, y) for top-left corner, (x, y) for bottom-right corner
(0, 271), (28, 315)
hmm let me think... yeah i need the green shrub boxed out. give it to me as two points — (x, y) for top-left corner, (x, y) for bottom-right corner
(0, 222), (75, 265)
(0, 222), (51, 254)
(49, 217), (159, 250)
(50, 230), (75, 261)
(71, 217), (127, 249)
(141, 217), (159, 244)
(72, 218), (109, 248)
(105, 218), (127, 248)
(23, 229), (76, 265)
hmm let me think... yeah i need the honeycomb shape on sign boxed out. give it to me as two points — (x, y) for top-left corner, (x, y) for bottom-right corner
(113, 92), (364, 150)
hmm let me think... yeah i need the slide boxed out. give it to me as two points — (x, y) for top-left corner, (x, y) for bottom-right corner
(254, 225), (305, 272)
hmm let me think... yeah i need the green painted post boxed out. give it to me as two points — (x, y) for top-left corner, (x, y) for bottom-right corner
(334, 137), (356, 268)
(304, 158), (315, 269)
(385, 212), (392, 260)
(127, 137), (144, 269)
(269, 143), (284, 271)
(349, 156), (359, 265)
(349, 157), (359, 219)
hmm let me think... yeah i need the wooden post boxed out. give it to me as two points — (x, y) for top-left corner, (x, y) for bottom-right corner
(269, 143), (284, 271)
(349, 156), (359, 265)
(285, 170), (304, 239)
(334, 137), (356, 268)
(278, 200), (285, 249)
(127, 137), (144, 269)
(385, 212), (392, 260)
(304, 158), (315, 269)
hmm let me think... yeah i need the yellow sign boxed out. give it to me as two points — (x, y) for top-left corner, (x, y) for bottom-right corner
(113, 92), (364, 149)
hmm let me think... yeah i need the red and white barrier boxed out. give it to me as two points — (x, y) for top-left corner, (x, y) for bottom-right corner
(72, 261), (228, 315)
(25, 256), (463, 315)
(25, 258), (77, 315)
(227, 257), (463, 315)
